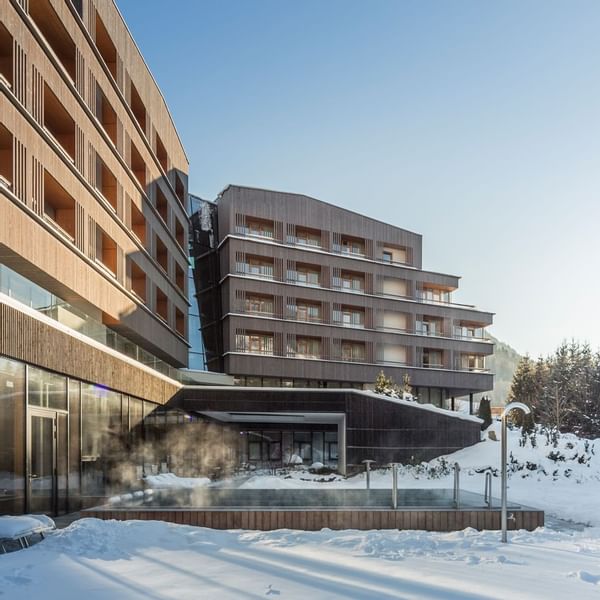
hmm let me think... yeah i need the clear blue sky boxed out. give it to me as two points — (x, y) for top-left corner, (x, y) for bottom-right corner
(118, 0), (600, 358)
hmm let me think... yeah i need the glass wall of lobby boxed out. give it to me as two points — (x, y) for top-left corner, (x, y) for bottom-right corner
(0, 354), (217, 516)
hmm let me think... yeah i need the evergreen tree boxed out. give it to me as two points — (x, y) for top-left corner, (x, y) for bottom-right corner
(477, 396), (492, 430)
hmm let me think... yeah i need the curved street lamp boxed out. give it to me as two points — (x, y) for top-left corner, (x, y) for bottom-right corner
(500, 401), (531, 543)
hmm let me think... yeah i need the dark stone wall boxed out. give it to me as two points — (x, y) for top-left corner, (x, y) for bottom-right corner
(175, 387), (482, 467)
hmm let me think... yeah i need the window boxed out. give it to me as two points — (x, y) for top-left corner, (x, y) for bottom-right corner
(156, 133), (168, 172)
(295, 264), (320, 286)
(44, 83), (75, 162)
(416, 317), (443, 336)
(129, 259), (146, 301)
(461, 354), (486, 371)
(294, 227), (321, 247)
(130, 201), (146, 244)
(382, 245), (408, 264)
(155, 286), (168, 322)
(175, 218), (185, 249)
(246, 217), (274, 239)
(294, 301), (321, 322)
(340, 236), (365, 256)
(44, 170), (76, 241)
(155, 236), (168, 273)
(245, 295), (274, 315)
(334, 306), (364, 328)
(454, 324), (485, 339)
(0, 123), (12, 189)
(155, 185), (168, 223)
(420, 286), (451, 304)
(95, 12), (117, 80)
(293, 337), (321, 359)
(339, 271), (364, 292)
(240, 256), (274, 279)
(174, 172), (186, 206)
(341, 341), (366, 362)
(96, 226), (118, 276)
(28, 366), (67, 410)
(175, 307), (185, 336)
(29, 0), (76, 81)
(129, 82), (146, 134)
(175, 263), (185, 292)
(422, 349), (443, 369)
(236, 332), (274, 355)
(0, 22), (13, 88)
(96, 86), (117, 146)
(95, 154), (117, 211)
(130, 142), (147, 190)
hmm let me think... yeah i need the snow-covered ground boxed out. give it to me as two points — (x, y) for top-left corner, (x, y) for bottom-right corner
(2, 424), (600, 599)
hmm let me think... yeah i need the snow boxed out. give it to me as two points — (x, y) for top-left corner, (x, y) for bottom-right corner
(4, 425), (600, 598)
(1, 518), (600, 598)
(0, 515), (55, 538)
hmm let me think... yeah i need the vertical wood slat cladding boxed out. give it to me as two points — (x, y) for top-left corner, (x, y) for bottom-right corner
(85, 508), (543, 532)
(13, 41), (27, 106)
(75, 48), (85, 98)
(31, 156), (43, 216)
(0, 302), (180, 403)
(31, 66), (43, 124)
(13, 139), (27, 204)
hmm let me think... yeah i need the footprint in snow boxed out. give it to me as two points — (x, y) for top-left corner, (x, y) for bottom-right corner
(266, 584), (281, 595)
(569, 570), (600, 585)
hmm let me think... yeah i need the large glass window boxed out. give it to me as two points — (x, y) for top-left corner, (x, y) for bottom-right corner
(28, 366), (67, 411)
(0, 357), (25, 514)
(81, 384), (123, 495)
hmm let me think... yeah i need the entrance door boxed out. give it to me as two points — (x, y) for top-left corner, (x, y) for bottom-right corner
(28, 409), (68, 515)
(29, 411), (56, 514)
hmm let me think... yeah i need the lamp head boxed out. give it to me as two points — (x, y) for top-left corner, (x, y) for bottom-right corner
(501, 401), (531, 418)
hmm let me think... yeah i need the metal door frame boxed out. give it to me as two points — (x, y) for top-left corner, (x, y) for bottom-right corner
(27, 408), (58, 515)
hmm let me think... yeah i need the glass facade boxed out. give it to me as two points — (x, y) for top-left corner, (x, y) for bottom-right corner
(0, 352), (212, 515)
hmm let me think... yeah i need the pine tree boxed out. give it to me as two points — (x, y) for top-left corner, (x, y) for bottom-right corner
(477, 396), (492, 430)
(374, 370), (394, 394)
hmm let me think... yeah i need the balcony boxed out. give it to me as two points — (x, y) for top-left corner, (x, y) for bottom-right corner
(238, 257), (274, 280)
(288, 301), (321, 323)
(175, 263), (185, 293)
(381, 244), (408, 265)
(44, 84), (75, 163)
(418, 286), (452, 305)
(130, 201), (146, 244)
(381, 276), (408, 298)
(378, 344), (409, 366)
(289, 264), (321, 287)
(130, 142), (147, 190)
(420, 349), (444, 369)
(416, 318), (444, 337)
(457, 354), (488, 372)
(156, 133), (168, 172)
(95, 12), (118, 81)
(43, 170), (75, 242)
(96, 87), (117, 147)
(155, 185), (169, 224)
(95, 227), (117, 277)
(334, 271), (365, 294)
(235, 333), (274, 355)
(0, 124), (12, 190)
(339, 235), (366, 257)
(129, 258), (147, 301)
(341, 341), (366, 363)
(95, 155), (117, 211)
(175, 307), (185, 336)
(453, 324), (487, 340)
(30, 0), (76, 82)
(289, 337), (322, 359)
(333, 306), (365, 329)
(129, 82), (147, 134)
(244, 294), (275, 317)
(155, 236), (169, 273)
(155, 286), (169, 323)
(292, 226), (321, 249)
(0, 22), (13, 89)
(237, 217), (275, 241)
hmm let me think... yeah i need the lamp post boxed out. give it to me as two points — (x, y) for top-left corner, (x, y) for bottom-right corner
(500, 401), (531, 543)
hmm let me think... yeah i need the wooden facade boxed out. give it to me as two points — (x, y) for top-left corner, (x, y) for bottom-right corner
(0, 0), (189, 368)
(84, 507), (545, 532)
